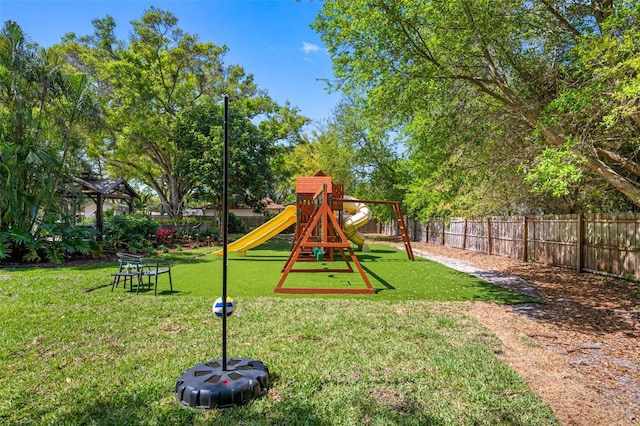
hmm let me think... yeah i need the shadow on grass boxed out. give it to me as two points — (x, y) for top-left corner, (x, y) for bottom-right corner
(127, 289), (192, 296)
(356, 253), (419, 262)
(52, 375), (446, 426)
(464, 275), (539, 304)
(229, 257), (289, 262)
(162, 252), (217, 265)
(68, 262), (119, 271)
(0, 250), (215, 273)
(360, 264), (396, 292)
(53, 395), (327, 426)
(2, 260), (118, 273)
(366, 248), (397, 254)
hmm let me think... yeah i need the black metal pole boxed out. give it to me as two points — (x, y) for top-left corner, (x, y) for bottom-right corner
(221, 94), (229, 370)
(174, 97), (269, 405)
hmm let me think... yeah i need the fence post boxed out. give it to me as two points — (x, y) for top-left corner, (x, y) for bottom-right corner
(487, 217), (492, 255)
(522, 216), (528, 261)
(442, 217), (446, 246)
(577, 213), (583, 272)
(462, 219), (468, 250)
(425, 220), (429, 243)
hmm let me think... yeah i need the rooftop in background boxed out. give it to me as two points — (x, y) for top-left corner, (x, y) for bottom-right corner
(73, 177), (138, 201)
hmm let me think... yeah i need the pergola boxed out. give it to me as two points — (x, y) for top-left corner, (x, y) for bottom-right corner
(72, 177), (139, 239)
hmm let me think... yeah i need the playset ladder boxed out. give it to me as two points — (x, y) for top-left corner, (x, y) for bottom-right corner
(393, 203), (415, 261)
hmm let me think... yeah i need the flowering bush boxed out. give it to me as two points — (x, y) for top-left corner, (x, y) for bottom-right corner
(156, 228), (178, 244)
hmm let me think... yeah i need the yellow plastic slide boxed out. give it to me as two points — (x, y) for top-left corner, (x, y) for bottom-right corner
(214, 205), (297, 256)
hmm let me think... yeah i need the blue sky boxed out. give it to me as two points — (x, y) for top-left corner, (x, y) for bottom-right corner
(0, 0), (341, 125)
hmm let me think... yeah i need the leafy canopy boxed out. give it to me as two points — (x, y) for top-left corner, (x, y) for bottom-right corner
(314, 0), (640, 216)
(62, 7), (307, 218)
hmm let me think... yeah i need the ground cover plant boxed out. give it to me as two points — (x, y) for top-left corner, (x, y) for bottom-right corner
(0, 242), (556, 425)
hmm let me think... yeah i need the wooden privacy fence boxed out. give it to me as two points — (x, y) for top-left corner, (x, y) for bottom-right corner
(379, 213), (640, 280)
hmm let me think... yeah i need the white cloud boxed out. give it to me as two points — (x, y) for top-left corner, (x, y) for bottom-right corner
(301, 42), (322, 54)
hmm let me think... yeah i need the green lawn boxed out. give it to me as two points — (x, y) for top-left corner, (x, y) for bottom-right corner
(143, 240), (534, 303)
(0, 241), (556, 425)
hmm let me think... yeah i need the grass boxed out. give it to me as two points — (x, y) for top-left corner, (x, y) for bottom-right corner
(0, 241), (556, 425)
(147, 240), (535, 303)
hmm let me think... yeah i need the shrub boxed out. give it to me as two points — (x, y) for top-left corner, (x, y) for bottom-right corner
(0, 217), (102, 264)
(185, 226), (219, 243)
(104, 214), (159, 252)
(227, 212), (246, 234)
(39, 221), (100, 263)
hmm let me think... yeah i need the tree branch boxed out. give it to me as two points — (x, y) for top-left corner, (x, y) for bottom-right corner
(583, 153), (640, 207)
(592, 0), (614, 30)
(539, 0), (581, 36)
(595, 147), (640, 177)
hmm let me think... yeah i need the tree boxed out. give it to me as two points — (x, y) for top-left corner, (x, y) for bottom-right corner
(279, 96), (409, 221)
(313, 0), (640, 214)
(62, 8), (306, 218)
(0, 21), (100, 261)
(330, 97), (407, 203)
(172, 100), (280, 213)
(280, 125), (357, 198)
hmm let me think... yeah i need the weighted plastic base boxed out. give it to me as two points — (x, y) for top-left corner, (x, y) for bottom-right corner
(175, 357), (269, 409)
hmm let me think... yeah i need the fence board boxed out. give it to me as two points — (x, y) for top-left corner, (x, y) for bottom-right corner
(582, 213), (640, 279)
(525, 215), (578, 268)
(425, 219), (444, 245)
(465, 219), (488, 254)
(445, 218), (465, 248)
(400, 213), (640, 280)
(489, 216), (523, 259)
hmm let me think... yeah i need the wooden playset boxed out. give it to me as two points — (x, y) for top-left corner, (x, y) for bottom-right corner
(273, 172), (413, 295)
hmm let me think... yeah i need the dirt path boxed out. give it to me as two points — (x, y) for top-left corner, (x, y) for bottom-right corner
(377, 237), (639, 425)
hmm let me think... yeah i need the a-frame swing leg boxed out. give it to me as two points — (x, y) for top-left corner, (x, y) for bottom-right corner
(274, 185), (375, 294)
(342, 246), (372, 289)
